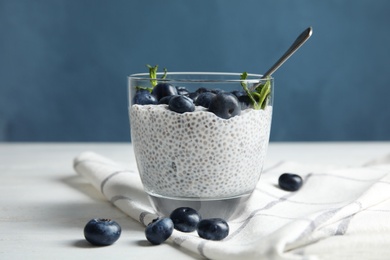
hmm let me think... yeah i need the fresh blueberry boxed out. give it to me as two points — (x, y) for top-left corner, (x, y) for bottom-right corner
(231, 90), (246, 98)
(195, 92), (216, 108)
(168, 95), (195, 113)
(133, 89), (158, 105)
(208, 93), (241, 119)
(176, 86), (190, 96)
(145, 218), (174, 245)
(158, 95), (177, 105)
(170, 207), (201, 232)
(188, 92), (200, 103)
(210, 89), (224, 94)
(238, 95), (252, 110)
(83, 218), (121, 246)
(278, 173), (303, 191)
(197, 218), (229, 241)
(195, 87), (210, 94)
(151, 83), (178, 101)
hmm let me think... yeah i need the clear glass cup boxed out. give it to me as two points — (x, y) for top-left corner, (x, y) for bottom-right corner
(128, 72), (273, 220)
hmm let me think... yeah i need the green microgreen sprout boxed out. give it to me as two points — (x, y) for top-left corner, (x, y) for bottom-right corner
(240, 72), (271, 110)
(147, 64), (158, 87)
(136, 64), (168, 92)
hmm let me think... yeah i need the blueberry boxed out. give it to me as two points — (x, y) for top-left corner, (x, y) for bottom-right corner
(238, 95), (252, 110)
(231, 90), (246, 98)
(188, 92), (200, 102)
(278, 173), (303, 191)
(133, 89), (158, 105)
(145, 218), (174, 245)
(158, 95), (177, 105)
(208, 93), (241, 119)
(83, 218), (121, 246)
(195, 87), (210, 94)
(170, 207), (201, 232)
(168, 95), (195, 113)
(195, 92), (216, 108)
(176, 86), (190, 96)
(151, 83), (178, 101)
(197, 218), (229, 241)
(210, 89), (224, 94)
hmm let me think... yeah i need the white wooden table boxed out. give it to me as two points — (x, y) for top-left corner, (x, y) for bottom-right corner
(1, 142), (389, 259)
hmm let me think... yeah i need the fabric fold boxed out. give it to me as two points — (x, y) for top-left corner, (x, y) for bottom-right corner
(73, 151), (390, 260)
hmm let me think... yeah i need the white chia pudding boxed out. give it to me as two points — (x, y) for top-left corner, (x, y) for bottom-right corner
(130, 104), (272, 199)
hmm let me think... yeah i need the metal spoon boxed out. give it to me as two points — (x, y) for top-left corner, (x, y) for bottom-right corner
(261, 26), (313, 79)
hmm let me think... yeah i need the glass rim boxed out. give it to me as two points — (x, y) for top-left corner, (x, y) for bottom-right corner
(128, 72), (273, 83)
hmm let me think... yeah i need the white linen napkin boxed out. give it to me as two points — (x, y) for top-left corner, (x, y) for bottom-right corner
(73, 151), (390, 260)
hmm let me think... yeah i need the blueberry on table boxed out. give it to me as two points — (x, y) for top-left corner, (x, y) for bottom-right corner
(197, 218), (229, 241)
(145, 218), (174, 245)
(168, 95), (195, 113)
(195, 92), (216, 108)
(170, 207), (201, 232)
(278, 173), (303, 191)
(133, 89), (158, 105)
(151, 83), (178, 101)
(83, 218), (121, 246)
(208, 93), (241, 119)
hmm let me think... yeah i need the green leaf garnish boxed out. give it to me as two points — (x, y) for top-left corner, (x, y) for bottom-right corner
(135, 86), (153, 92)
(240, 72), (248, 88)
(256, 79), (271, 109)
(162, 68), (168, 79)
(146, 64), (158, 87)
(240, 72), (258, 108)
(145, 64), (168, 87)
(240, 72), (271, 110)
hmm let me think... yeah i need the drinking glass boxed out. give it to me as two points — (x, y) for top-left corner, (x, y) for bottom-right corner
(128, 72), (273, 219)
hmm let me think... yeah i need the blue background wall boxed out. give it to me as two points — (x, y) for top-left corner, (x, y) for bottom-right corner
(1, 0), (389, 142)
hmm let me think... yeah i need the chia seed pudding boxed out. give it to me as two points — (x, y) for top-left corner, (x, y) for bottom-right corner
(130, 104), (272, 199)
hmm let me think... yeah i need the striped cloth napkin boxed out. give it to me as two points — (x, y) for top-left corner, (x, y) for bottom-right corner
(73, 151), (390, 260)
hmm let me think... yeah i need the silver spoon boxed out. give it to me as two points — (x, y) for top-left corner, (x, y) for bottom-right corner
(261, 26), (313, 79)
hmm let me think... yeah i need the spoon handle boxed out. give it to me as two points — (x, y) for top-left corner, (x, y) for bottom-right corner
(261, 27), (313, 79)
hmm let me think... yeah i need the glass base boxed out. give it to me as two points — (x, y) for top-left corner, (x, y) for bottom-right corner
(148, 193), (251, 220)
